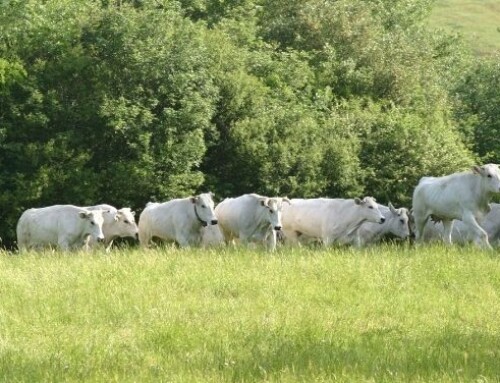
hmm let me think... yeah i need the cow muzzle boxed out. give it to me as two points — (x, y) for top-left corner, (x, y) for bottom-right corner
(97, 237), (105, 243)
(379, 217), (386, 224)
(211, 219), (218, 225)
(274, 226), (282, 231)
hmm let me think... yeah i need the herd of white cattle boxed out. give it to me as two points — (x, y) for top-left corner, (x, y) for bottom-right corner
(15, 164), (500, 252)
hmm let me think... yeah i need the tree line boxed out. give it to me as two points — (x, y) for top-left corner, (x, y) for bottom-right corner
(1, 0), (499, 247)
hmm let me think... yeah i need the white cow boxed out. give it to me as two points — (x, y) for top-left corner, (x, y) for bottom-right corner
(85, 204), (139, 250)
(138, 193), (218, 247)
(215, 193), (290, 251)
(421, 203), (500, 246)
(281, 197), (385, 246)
(353, 203), (410, 246)
(16, 205), (106, 251)
(412, 164), (500, 248)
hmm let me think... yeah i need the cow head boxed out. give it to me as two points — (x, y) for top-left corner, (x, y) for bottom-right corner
(260, 197), (291, 231)
(354, 197), (385, 224)
(108, 208), (139, 240)
(386, 203), (410, 239)
(191, 193), (218, 227)
(473, 164), (500, 193)
(79, 209), (105, 242)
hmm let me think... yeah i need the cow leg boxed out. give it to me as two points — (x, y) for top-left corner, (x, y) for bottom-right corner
(280, 229), (300, 246)
(238, 232), (253, 248)
(414, 214), (429, 242)
(57, 238), (71, 251)
(138, 230), (151, 248)
(176, 236), (192, 248)
(105, 240), (114, 253)
(17, 241), (28, 252)
(441, 220), (454, 245)
(83, 237), (91, 252)
(462, 211), (491, 249)
(265, 230), (277, 251)
(351, 231), (364, 247)
(177, 229), (202, 248)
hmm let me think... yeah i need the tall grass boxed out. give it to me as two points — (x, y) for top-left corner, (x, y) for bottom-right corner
(0, 245), (499, 382)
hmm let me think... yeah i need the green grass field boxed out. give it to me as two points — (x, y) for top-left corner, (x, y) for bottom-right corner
(1, 245), (499, 382)
(429, 0), (500, 56)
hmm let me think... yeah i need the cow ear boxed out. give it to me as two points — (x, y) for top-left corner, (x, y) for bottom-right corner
(283, 197), (291, 205)
(260, 198), (268, 207)
(190, 197), (197, 204)
(472, 165), (482, 175)
(131, 211), (136, 216)
(354, 197), (362, 205)
(79, 212), (90, 219)
(210, 191), (215, 199)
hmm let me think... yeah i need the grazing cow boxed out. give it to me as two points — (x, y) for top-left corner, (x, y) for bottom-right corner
(215, 193), (290, 251)
(85, 204), (139, 250)
(16, 205), (106, 251)
(412, 164), (500, 248)
(353, 203), (410, 246)
(138, 193), (218, 247)
(281, 197), (385, 246)
(421, 203), (500, 246)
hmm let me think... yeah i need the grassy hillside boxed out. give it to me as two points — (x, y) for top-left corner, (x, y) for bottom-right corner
(429, 0), (500, 56)
(1, 245), (500, 382)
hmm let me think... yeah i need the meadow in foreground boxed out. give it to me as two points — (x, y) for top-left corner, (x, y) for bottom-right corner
(0, 244), (499, 382)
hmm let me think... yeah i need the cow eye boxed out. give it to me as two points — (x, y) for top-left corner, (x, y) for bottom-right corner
(487, 174), (492, 178)
(368, 206), (374, 209)
(269, 209), (273, 214)
(90, 221), (95, 226)
(124, 220), (130, 224)
(400, 219), (405, 224)
(202, 205), (206, 208)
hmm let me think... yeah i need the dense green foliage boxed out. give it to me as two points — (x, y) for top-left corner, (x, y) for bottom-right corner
(1, 245), (500, 381)
(1, 0), (499, 246)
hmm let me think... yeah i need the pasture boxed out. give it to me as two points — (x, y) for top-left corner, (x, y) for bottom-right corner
(429, 0), (500, 55)
(1, 245), (499, 382)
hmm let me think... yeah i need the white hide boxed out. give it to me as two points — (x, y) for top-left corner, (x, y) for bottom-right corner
(281, 197), (385, 246)
(86, 204), (139, 248)
(138, 193), (218, 248)
(421, 203), (500, 246)
(354, 203), (410, 246)
(214, 193), (290, 251)
(412, 164), (500, 248)
(16, 205), (105, 251)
